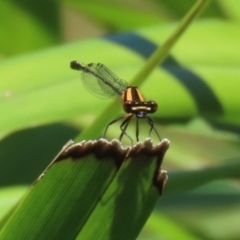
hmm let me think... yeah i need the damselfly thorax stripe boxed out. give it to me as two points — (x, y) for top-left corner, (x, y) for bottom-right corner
(122, 86), (145, 102)
(70, 60), (161, 143)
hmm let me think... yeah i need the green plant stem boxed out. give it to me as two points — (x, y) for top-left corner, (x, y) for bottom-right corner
(76, 0), (210, 142)
(130, 0), (210, 86)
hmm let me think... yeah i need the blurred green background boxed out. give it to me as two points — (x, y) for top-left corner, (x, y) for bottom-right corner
(0, 0), (240, 239)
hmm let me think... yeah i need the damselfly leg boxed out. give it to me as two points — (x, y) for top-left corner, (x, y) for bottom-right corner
(103, 113), (134, 144)
(119, 114), (133, 143)
(145, 116), (161, 141)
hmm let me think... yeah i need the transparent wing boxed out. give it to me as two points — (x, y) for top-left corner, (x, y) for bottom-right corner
(81, 63), (129, 99)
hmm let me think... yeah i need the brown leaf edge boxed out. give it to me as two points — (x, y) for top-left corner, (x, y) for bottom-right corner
(34, 138), (169, 194)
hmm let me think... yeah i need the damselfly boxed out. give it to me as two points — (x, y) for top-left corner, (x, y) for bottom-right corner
(70, 60), (161, 143)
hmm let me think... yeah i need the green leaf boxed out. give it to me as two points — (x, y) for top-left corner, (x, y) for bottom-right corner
(0, 139), (169, 239)
(0, 1), (60, 56)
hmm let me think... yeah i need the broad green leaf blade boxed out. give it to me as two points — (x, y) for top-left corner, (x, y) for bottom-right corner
(0, 139), (168, 240)
(76, 140), (169, 240)
(0, 140), (123, 239)
(1, 127), (239, 238)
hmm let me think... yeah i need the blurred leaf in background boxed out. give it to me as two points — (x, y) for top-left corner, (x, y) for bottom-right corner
(0, 0), (240, 239)
(0, 0), (61, 56)
(2, 0), (240, 57)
